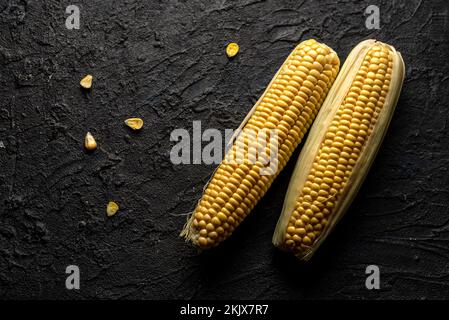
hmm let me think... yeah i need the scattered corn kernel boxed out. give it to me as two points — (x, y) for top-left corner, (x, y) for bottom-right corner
(226, 43), (240, 58)
(124, 118), (144, 130)
(84, 132), (97, 151)
(181, 39), (340, 249)
(80, 75), (93, 89)
(107, 201), (119, 217)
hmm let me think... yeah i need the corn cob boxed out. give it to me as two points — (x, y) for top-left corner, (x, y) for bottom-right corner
(181, 39), (340, 248)
(273, 40), (405, 260)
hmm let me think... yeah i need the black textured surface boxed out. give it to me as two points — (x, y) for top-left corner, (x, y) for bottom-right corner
(1, 0), (448, 300)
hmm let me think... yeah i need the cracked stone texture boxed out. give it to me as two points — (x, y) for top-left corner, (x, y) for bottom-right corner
(0, 0), (448, 299)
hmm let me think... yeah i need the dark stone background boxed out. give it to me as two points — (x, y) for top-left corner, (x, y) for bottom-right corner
(0, 0), (448, 300)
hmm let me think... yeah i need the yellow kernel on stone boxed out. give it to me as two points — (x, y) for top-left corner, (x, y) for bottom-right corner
(106, 201), (119, 217)
(211, 217), (221, 226)
(302, 236), (312, 245)
(84, 132), (97, 151)
(124, 118), (144, 130)
(80, 74), (93, 89)
(226, 42), (239, 58)
(287, 226), (296, 234)
(217, 212), (228, 222)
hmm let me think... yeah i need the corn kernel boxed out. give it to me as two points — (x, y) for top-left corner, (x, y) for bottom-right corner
(125, 118), (144, 130)
(84, 132), (97, 151)
(80, 75), (93, 89)
(226, 43), (240, 58)
(106, 201), (119, 217)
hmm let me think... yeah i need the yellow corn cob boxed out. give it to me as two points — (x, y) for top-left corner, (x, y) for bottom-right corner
(273, 40), (405, 260)
(181, 39), (340, 248)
